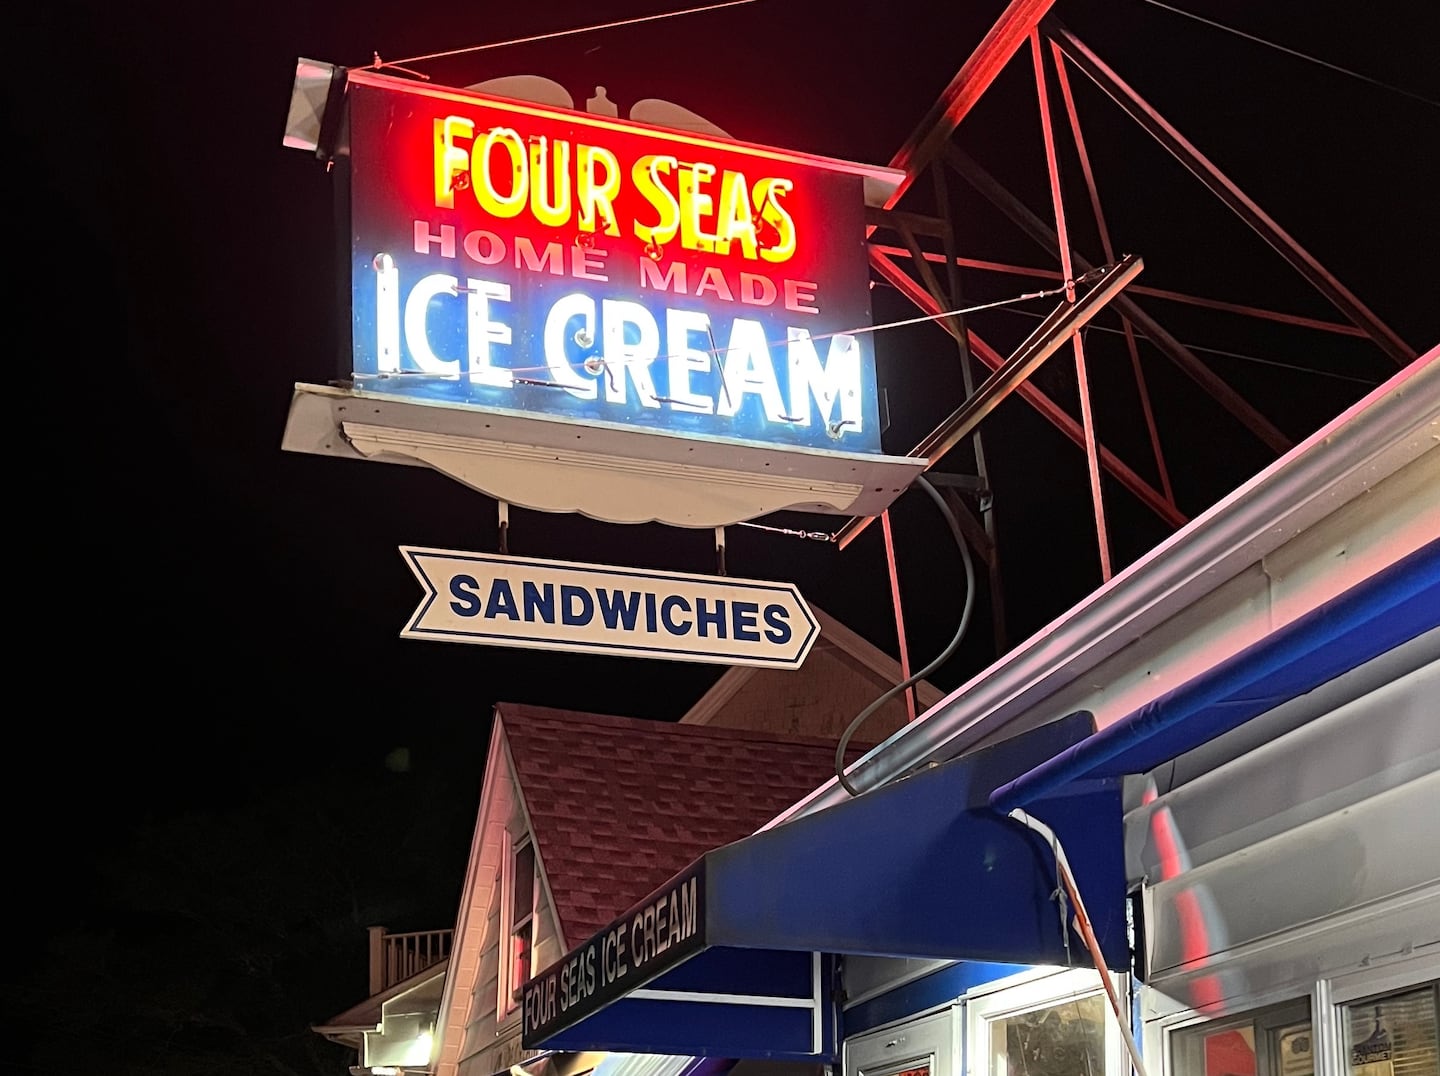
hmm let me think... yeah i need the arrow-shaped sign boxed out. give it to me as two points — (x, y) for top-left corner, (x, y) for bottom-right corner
(400, 547), (820, 669)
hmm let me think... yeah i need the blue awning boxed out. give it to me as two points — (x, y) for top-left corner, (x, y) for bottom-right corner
(499, 1048), (738, 1076)
(521, 539), (1440, 1063)
(522, 538), (1440, 1062)
(990, 535), (1440, 813)
(521, 709), (1126, 1061)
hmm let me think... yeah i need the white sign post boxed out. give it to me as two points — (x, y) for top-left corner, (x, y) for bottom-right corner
(400, 547), (820, 669)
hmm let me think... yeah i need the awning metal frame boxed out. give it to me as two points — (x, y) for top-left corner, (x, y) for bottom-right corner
(521, 710), (1127, 1061)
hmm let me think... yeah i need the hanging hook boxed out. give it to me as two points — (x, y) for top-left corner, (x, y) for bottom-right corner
(714, 526), (727, 577)
(498, 500), (510, 555)
(370, 52), (431, 80)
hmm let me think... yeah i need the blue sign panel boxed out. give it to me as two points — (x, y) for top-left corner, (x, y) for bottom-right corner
(345, 72), (895, 453)
(523, 864), (707, 1046)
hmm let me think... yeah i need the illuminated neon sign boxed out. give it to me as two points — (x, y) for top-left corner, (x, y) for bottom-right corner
(345, 71), (898, 453)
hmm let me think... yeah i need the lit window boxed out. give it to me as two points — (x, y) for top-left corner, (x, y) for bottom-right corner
(968, 968), (1126, 1076)
(991, 991), (1106, 1076)
(509, 839), (537, 1006)
(1171, 998), (1313, 1076)
(1342, 982), (1438, 1076)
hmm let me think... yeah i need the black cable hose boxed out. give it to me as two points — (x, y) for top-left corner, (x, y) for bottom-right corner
(834, 474), (977, 797)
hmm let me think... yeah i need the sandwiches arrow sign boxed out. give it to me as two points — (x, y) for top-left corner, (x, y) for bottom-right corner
(400, 547), (820, 669)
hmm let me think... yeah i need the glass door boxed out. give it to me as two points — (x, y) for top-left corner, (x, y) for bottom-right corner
(968, 969), (1124, 1076)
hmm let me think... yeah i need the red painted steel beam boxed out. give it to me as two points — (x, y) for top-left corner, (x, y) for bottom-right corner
(880, 510), (918, 723)
(1031, 29), (1114, 580)
(883, 0), (1058, 209)
(1050, 36), (1176, 510)
(836, 250), (1184, 549)
(946, 145), (1294, 454)
(1046, 18), (1416, 366)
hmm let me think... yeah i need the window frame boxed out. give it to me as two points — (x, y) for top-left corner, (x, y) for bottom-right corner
(845, 1003), (958, 1076)
(1328, 953), (1440, 1076)
(1152, 950), (1440, 1076)
(1167, 995), (1314, 1076)
(965, 967), (1127, 1076)
(499, 833), (539, 1019)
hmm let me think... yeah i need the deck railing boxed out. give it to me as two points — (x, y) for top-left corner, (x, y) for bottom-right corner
(368, 926), (453, 995)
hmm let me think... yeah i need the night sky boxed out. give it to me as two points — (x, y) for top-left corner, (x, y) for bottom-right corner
(13, 0), (1438, 1072)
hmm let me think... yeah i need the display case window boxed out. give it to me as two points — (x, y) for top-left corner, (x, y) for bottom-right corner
(968, 969), (1124, 1076)
(1170, 998), (1313, 1076)
(1343, 983), (1438, 1076)
(990, 991), (1107, 1076)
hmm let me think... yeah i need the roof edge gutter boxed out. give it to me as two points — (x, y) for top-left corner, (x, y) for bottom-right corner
(771, 345), (1440, 825)
(987, 536), (1440, 813)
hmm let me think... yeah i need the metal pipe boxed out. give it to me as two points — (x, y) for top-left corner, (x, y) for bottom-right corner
(1007, 808), (1152, 1076)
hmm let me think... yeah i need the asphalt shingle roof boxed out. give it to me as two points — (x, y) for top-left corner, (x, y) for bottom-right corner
(498, 701), (867, 947)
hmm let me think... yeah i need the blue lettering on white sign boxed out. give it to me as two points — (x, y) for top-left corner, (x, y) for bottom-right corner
(732, 601), (759, 642)
(597, 589), (641, 630)
(764, 605), (792, 645)
(449, 575), (482, 615)
(353, 267), (880, 452)
(487, 579), (518, 619)
(347, 80), (886, 458)
(445, 575), (792, 642)
(405, 548), (816, 668)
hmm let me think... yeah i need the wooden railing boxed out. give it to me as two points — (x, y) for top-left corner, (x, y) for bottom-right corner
(368, 926), (453, 995)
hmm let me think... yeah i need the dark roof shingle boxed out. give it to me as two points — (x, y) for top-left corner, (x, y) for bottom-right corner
(498, 701), (864, 947)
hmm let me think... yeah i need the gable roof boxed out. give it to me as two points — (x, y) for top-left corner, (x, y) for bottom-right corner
(498, 701), (869, 947)
(681, 604), (946, 727)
